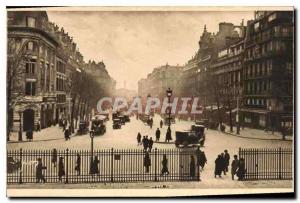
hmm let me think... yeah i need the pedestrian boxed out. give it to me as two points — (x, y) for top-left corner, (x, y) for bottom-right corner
(143, 151), (151, 173)
(51, 148), (58, 167)
(165, 127), (172, 142)
(197, 150), (207, 171)
(64, 128), (70, 141)
(75, 153), (81, 176)
(236, 158), (246, 181)
(161, 154), (169, 175)
(190, 155), (196, 177)
(58, 157), (65, 182)
(137, 132), (142, 145)
(160, 120), (163, 128)
(155, 128), (161, 142)
(220, 153), (227, 175)
(231, 155), (239, 180)
(144, 136), (149, 150)
(26, 131), (30, 141)
(224, 150), (230, 173)
(91, 156), (100, 175)
(148, 137), (153, 152)
(36, 158), (47, 183)
(149, 118), (153, 129)
(36, 120), (41, 131)
(214, 155), (223, 178)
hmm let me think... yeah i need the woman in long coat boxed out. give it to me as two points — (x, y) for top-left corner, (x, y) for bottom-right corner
(237, 158), (246, 180)
(58, 157), (65, 182)
(75, 153), (81, 176)
(215, 155), (223, 178)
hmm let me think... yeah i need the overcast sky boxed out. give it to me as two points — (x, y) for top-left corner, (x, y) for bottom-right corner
(48, 10), (254, 90)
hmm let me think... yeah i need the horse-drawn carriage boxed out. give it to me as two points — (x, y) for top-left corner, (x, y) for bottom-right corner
(175, 124), (205, 148)
(91, 115), (106, 135)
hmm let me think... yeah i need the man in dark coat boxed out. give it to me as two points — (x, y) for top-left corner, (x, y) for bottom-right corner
(144, 151), (151, 173)
(231, 155), (239, 180)
(64, 128), (70, 141)
(58, 157), (65, 182)
(165, 127), (172, 142)
(145, 136), (149, 150)
(198, 150), (207, 171)
(75, 153), (81, 176)
(237, 158), (246, 181)
(51, 148), (58, 167)
(215, 155), (223, 178)
(148, 137), (154, 152)
(224, 150), (230, 173)
(36, 158), (47, 183)
(160, 120), (163, 128)
(221, 153), (227, 175)
(137, 132), (142, 145)
(161, 154), (169, 175)
(91, 156), (100, 175)
(190, 155), (196, 177)
(155, 128), (161, 142)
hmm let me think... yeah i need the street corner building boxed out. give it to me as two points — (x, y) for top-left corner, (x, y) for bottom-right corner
(7, 10), (116, 137)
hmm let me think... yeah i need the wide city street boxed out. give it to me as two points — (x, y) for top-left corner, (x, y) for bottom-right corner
(7, 113), (293, 189)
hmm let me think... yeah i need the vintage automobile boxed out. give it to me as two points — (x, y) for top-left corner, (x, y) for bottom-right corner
(77, 120), (89, 135)
(175, 124), (205, 147)
(123, 113), (131, 122)
(118, 115), (126, 125)
(113, 118), (122, 129)
(91, 116), (106, 135)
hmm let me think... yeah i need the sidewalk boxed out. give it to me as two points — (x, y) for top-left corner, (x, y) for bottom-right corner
(8, 125), (66, 143)
(222, 124), (293, 141)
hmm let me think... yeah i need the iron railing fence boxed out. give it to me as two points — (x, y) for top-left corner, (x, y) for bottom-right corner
(7, 148), (200, 184)
(239, 147), (293, 180)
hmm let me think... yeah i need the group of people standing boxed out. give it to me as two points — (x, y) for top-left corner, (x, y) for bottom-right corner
(137, 133), (154, 152)
(214, 150), (246, 180)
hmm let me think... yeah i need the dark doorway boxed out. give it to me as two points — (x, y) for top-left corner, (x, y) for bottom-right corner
(23, 109), (35, 131)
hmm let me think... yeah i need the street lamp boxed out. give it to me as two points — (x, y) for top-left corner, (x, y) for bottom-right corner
(18, 111), (23, 141)
(89, 130), (94, 174)
(166, 88), (173, 129)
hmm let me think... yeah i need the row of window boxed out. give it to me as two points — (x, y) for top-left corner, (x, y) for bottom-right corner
(56, 78), (66, 92)
(246, 40), (288, 59)
(245, 98), (267, 106)
(245, 80), (271, 95)
(244, 60), (272, 78)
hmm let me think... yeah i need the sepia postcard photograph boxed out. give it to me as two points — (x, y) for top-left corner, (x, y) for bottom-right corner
(5, 6), (295, 197)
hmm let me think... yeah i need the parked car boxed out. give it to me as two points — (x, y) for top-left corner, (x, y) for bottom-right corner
(92, 116), (106, 135)
(175, 124), (205, 147)
(77, 120), (89, 135)
(113, 118), (122, 129)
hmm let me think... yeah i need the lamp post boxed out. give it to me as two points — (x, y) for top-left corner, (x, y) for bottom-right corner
(236, 95), (240, 134)
(18, 111), (23, 141)
(166, 88), (173, 129)
(89, 130), (94, 174)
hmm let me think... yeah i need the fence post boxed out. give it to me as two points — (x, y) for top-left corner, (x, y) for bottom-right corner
(65, 148), (69, 184)
(154, 148), (157, 181)
(19, 148), (23, 184)
(279, 147), (282, 180)
(111, 148), (114, 182)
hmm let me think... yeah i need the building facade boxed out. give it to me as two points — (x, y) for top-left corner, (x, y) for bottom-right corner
(138, 64), (183, 100)
(241, 11), (294, 130)
(7, 11), (115, 134)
